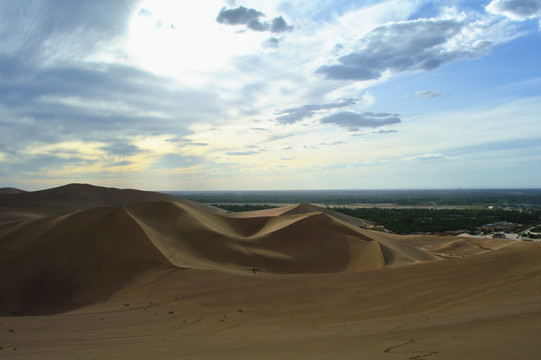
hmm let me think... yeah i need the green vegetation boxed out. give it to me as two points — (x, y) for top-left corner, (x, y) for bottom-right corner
(530, 226), (541, 233)
(330, 207), (541, 234)
(169, 189), (541, 206)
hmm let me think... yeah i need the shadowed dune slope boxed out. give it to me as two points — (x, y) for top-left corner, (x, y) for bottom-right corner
(0, 183), (226, 224)
(0, 207), (173, 315)
(0, 187), (26, 195)
(125, 201), (436, 273)
(0, 199), (437, 315)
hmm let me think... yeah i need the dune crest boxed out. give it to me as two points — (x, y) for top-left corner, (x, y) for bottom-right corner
(0, 196), (439, 315)
(124, 201), (414, 274)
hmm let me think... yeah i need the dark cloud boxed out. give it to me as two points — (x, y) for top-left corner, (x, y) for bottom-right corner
(216, 6), (265, 28)
(316, 18), (471, 81)
(0, 60), (224, 140)
(100, 141), (141, 157)
(320, 112), (401, 131)
(216, 6), (293, 33)
(316, 65), (380, 80)
(276, 98), (357, 124)
(270, 16), (294, 33)
(486, 0), (541, 20)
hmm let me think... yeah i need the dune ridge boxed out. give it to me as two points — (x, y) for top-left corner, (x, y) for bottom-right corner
(0, 183), (226, 224)
(0, 195), (438, 315)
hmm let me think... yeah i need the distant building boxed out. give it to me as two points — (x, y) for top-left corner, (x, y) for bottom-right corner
(492, 233), (506, 239)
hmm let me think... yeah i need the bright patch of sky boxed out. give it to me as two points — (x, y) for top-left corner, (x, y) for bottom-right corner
(1, 0), (540, 190)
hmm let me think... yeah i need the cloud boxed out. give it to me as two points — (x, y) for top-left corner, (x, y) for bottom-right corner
(0, 61), (224, 143)
(187, 142), (209, 147)
(403, 153), (449, 161)
(216, 6), (266, 31)
(139, 8), (152, 17)
(100, 140), (141, 157)
(360, 91), (376, 106)
(216, 6), (293, 33)
(263, 37), (281, 48)
(445, 138), (541, 157)
(276, 98), (357, 124)
(320, 112), (401, 131)
(226, 150), (263, 156)
(416, 90), (450, 98)
(486, 0), (541, 21)
(270, 16), (293, 33)
(0, 1), (134, 64)
(316, 17), (489, 81)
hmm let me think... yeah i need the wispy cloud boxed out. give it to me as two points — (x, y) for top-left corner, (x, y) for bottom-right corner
(315, 14), (515, 81)
(276, 98), (357, 124)
(416, 90), (451, 98)
(320, 112), (401, 131)
(402, 153), (450, 161)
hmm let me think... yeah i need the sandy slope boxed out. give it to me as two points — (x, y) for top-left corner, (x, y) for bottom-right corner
(0, 183), (224, 224)
(1, 186), (540, 359)
(0, 200), (438, 316)
(1, 241), (540, 359)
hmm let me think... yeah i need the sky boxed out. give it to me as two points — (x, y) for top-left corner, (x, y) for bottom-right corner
(1, 0), (540, 191)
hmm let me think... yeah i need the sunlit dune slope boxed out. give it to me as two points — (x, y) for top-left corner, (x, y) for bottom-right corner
(125, 201), (437, 273)
(0, 199), (436, 315)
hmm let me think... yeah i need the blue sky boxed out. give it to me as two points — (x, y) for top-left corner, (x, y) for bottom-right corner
(0, 0), (540, 191)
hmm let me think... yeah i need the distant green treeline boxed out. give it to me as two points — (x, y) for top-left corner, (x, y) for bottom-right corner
(330, 207), (541, 234)
(170, 189), (541, 206)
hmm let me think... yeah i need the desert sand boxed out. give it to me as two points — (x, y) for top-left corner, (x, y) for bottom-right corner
(1, 184), (540, 359)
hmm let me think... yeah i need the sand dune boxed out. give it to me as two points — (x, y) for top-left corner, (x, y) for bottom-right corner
(0, 187), (26, 195)
(1, 198), (437, 315)
(0, 207), (173, 315)
(0, 183), (222, 224)
(125, 201), (415, 274)
(1, 184), (540, 359)
(2, 239), (540, 359)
